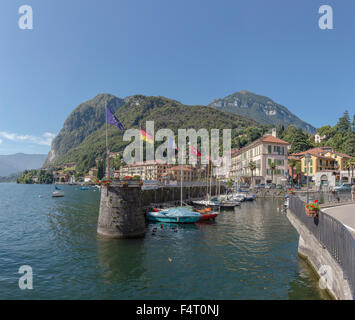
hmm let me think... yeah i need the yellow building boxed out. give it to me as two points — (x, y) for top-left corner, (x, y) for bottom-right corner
(291, 147), (351, 177)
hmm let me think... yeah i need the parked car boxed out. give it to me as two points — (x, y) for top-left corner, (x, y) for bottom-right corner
(334, 184), (352, 192)
(276, 184), (283, 189)
(265, 183), (276, 189)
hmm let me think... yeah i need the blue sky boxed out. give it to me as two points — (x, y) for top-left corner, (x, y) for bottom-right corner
(0, 0), (354, 155)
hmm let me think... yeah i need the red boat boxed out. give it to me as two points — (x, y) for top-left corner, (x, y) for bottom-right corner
(195, 208), (219, 221)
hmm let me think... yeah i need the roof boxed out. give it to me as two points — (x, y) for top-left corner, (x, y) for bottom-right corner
(260, 135), (289, 145)
(232, 134), (289, 156)
(291, 147), (352, 159)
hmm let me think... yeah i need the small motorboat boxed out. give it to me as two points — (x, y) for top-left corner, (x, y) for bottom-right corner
(230, 193), (245, 202)
(192, 199), (220, 209)
(219, 200), (240, 209)
(147, 207), (201, 223)
(80, 186), (89, 190)
(244, 194), (256, 201)
(195, 208), (219, 221)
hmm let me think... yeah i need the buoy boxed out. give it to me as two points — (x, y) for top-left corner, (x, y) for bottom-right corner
(168, 258), (172, 262)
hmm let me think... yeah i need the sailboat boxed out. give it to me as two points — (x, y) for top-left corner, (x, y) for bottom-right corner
(52, 185), (64, 197)
(147, 145), (208, 223)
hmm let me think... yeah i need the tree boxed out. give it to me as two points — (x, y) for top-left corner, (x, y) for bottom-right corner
(96, 159), (105, 180)
(337, 111), (351, 132)
(248, 160), (256, 186)
(288, 158), (297, 183)
(268, 162), (276, 183)
(295, 162), (302, 185)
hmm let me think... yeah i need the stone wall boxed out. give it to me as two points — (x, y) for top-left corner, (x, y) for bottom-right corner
(97, 186), (145, 239)
(97, 184), (225, 238)
(287, 209), (353, 300)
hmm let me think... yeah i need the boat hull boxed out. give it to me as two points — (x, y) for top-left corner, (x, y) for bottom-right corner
(198, 213), (218, 221)
(147, 215), (201, 223)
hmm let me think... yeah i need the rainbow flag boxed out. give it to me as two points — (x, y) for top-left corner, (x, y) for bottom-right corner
(140, 129), (154, 144)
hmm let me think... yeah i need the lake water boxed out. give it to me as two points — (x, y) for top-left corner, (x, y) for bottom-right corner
(0, 183), (329, 299)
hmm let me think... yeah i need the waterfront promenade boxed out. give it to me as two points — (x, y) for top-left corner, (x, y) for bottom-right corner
(323, 203), (355, 238)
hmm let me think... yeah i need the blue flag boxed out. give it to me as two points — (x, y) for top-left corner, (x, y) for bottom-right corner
(106, 106), (124, 130)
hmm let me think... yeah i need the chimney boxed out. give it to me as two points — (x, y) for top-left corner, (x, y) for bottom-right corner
(272, 128), (277, 138)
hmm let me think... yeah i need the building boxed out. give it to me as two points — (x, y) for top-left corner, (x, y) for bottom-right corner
(166, 165), (197, 182)
(119, 160), (171, 182)
(230, 131), (289, 185)
(290, 147), (352, 181)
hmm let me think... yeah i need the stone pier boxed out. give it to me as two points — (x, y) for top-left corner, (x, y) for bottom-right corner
(97, 183), (226, 239)
(97, 185), (146, 239)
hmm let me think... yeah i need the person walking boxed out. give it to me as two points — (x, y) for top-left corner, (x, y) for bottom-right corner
(352, 184), (355, 202)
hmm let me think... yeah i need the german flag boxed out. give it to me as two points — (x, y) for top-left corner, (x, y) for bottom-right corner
(140, 129), (154, 144)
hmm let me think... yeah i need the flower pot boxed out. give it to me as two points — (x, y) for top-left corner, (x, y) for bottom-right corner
(305, 207), (319, 217)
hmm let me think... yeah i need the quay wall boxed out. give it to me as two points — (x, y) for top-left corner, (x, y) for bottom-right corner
(97, 184), (225, 239)
(287, 196), (355, 300)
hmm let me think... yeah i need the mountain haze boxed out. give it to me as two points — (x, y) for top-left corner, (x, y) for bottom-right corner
(0, 153), (47, 176)
(208, 90), (316, 133)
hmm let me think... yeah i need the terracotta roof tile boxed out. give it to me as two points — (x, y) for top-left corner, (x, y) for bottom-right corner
(260, 135), (289, 145)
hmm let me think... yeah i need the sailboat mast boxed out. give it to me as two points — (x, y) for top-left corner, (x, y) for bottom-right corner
(105, 102), (110, 179)
(180, 145), (183, 207)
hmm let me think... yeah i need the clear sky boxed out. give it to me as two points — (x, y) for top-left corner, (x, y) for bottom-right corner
(0, 0), (354, 155)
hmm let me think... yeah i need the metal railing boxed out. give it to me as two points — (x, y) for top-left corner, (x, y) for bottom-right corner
(289, 196), (355, 298)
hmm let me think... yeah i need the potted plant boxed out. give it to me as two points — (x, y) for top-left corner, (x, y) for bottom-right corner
(101, 178), (112, 187)
(305, 200), (320, 217)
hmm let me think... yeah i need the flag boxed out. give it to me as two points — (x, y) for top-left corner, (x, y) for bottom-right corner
(168, 136), (178, 150)
(189, 142), (201, 156)
(106, 106), (124, 130)
(140, 129), (154, 144)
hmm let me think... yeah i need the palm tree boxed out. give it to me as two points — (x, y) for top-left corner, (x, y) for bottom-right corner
(288, 158), (297, 184)
(268, 162), (276, 184)
(296, 162), (302, 185)
(248, 160), (257, 186)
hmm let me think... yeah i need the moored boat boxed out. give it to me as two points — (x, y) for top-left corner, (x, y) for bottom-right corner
(147, 207), (201, 223)
(195, 208), (219, 221)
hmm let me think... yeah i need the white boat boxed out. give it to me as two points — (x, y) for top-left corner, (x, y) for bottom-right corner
(52, 190), (64, 197)
(51, 185), (64, 197)
(230, 193), (245, 202)
(192, 199), (221, 209)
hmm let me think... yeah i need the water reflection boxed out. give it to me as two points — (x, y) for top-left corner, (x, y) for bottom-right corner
(0, 184), (329, 299)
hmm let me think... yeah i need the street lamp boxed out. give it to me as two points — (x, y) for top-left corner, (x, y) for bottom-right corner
(305, 153), (311, 203)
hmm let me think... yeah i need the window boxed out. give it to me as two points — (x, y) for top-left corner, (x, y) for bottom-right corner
(310, 167), (313, 174)
(268, 145), (272, 154)
(281, 147), (284, 155)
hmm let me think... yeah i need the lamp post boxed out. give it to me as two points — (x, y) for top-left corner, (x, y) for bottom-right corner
(305, 153), (310, 203)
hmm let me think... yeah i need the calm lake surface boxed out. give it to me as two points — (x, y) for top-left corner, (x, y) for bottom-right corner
(0, 183), (329, 299)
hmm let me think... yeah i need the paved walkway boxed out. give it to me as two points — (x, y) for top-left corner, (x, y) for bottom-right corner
(322, 203), (355, 237)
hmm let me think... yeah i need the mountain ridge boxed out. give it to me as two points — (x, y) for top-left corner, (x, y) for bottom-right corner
(208, 90), (316, 134)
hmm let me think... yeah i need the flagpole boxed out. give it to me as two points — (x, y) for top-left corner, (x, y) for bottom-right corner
(105, 103), (110, 179)
(180, 145), (183, 207)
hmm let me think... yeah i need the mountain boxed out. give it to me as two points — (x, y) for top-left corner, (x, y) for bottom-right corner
(0, 153), (47, 176)
(46, 95), (267, 171)
(208, 90), (316, 134)
(43, 94), (125, 166)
